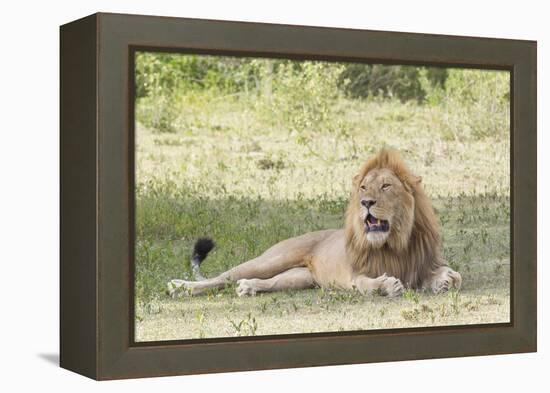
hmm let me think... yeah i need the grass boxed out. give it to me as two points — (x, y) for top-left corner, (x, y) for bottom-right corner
(136, 287), (509, 341)
(134, 93), (510, 342)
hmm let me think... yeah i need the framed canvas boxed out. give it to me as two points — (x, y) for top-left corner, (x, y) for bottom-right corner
(60, 12), (536, 380)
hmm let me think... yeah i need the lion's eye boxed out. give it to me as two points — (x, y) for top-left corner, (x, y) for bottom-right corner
(360, 185), (367, 191)
(381, 183), (391, 191)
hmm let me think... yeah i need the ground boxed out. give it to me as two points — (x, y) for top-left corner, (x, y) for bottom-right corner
(134, 96), (510, 341)
(136, 286), (509, 341)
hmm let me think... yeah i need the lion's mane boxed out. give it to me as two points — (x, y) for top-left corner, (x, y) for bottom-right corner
(344, 148), (444, 288)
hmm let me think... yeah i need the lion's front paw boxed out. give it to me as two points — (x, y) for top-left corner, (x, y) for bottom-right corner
(377, 273), (404, 298)
(236, 279), (259, 297)
(429, 267), (462, 294)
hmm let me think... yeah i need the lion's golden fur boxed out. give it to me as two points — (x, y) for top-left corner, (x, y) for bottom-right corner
(169, 148), (457, 298)
(344, 148), (444, 288)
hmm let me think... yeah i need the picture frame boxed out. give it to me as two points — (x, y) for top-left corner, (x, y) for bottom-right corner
(60, 12), (536, 380)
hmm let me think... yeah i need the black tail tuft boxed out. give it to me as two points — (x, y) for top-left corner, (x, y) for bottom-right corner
(192, 237), (215, 266)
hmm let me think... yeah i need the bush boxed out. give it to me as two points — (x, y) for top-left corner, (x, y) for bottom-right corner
(423, 69), (510, 140)
(339, 64), (447, 102)
(136, 93), (180, 133)
(135, 51), (263, 98)
(255, 60), (346, 133)
(134, 53), (509, 141)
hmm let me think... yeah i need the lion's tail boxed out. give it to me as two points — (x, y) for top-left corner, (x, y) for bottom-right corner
(191, 237), (215, 281)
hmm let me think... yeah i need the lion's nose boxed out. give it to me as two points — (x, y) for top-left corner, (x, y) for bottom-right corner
(361, 199), (376, 208)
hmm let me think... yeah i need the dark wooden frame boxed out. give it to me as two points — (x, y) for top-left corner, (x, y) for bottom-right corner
(60, 12), (537, 380)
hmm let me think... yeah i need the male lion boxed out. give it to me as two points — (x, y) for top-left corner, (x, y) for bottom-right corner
(168, 148), (461, 298)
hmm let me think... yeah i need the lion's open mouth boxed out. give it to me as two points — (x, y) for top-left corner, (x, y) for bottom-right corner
(365, 213), (390, 232)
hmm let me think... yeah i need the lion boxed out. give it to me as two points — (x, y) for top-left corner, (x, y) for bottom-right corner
(168, 148), (461, 298)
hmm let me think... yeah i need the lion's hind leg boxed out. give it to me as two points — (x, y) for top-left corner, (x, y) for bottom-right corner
(167, 248), (311, 298)
(236, 267), (315, 296)
(167, 277), (227, 298)
(167, 250), (308, 298)
(168, 231), (334, 297)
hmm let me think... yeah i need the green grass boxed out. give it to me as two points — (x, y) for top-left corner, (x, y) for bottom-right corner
(136, 287), (509, 341)
(134, 94), (510, 342)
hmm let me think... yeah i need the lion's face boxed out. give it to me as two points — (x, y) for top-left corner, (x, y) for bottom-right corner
(355, 168), (415, 249)
(345, 148), (443, 284)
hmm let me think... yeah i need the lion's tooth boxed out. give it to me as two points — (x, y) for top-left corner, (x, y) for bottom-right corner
(377, 219), (380, 225)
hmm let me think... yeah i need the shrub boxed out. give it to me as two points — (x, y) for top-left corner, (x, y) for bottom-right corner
(339, 64), (447, 102)
(423, 69), (510, 140)
(136, 93), (180, 133)
(255, 60), (346, 133)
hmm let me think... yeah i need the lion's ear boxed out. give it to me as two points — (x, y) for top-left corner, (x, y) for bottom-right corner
(352, 173), (363, 187)
(404, 175), (422, 193)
